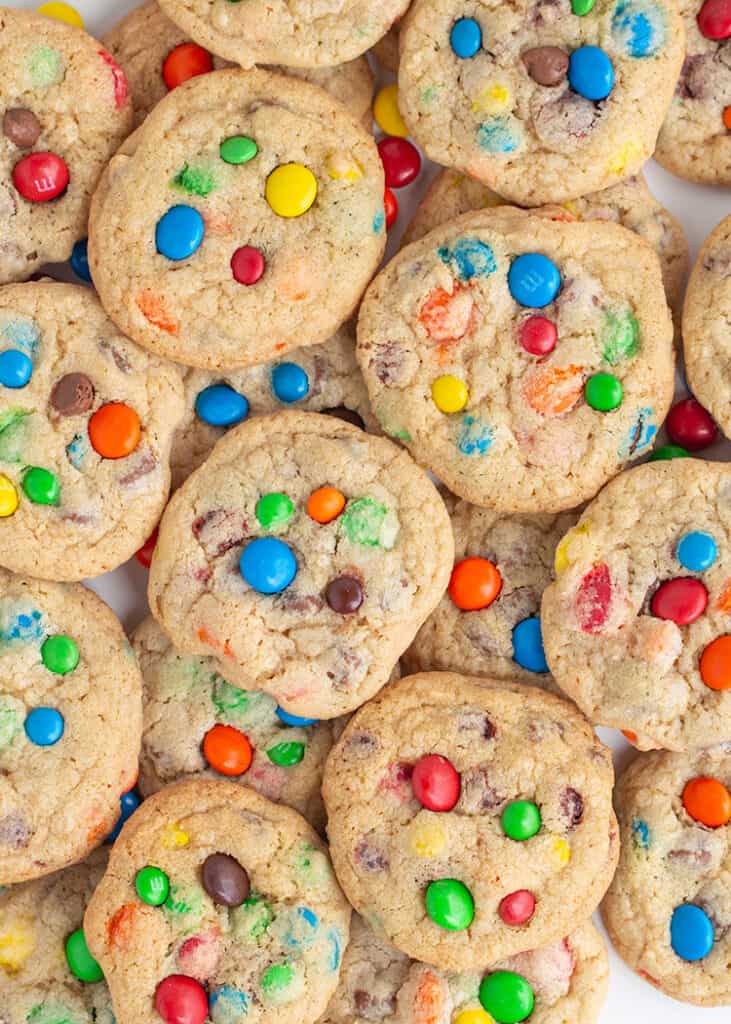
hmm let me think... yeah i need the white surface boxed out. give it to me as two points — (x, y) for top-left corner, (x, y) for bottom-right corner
(8, 0), (731, 1017)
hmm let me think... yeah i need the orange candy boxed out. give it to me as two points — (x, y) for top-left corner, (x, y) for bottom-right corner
(136, 290), (179, 335)
(622, 730), (638, 744)
(412, 970), (447, 1024)
(700, 634), (731, 691)
(307, 486), (346, 524)
(523, 364), (584, 416)
(683, 776), (731, 827)
(724, 106), (731, 130)
(418, 285), (476, 343)
(716, 579), (731, 612)
(202, 724), (253, 776)
(162, 43), (213, 91)
(449, 557), (502, 611)
(89, 402), (141, 459)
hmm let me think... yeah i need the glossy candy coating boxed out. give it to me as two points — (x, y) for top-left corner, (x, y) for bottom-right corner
(568, 46), (614, 101)
(432, 374), (469, 413)
(155, 205), (204, 261)
(666, 398), (717, 451)
(13, 151), (69, 202)
(449, 557), (502, 611)
(265, 164), (317, 217)
(425, 878), (475, 930)
(239, 537), (297, 593)
(378, 137), (421, 188)
(585, 373), (622, 412)
(255, 492), (294, 529)
(373, 84), (408, 137)
(65, 928), (103, 982)
(412, 754), (460, 811)
(0, 475), (18, 517)
(135, 865), (170, 906)
(219, 135), (257, 165)
(307, 486), (345, 524)
(676, 531), (717, 572)
(670, 904), (714, 961)
(88, 402), (141, 459)
(41, 634), (79, 674)
(508, 254), (561, 308)
(479, 971), (534, 1023)
(0, 349), (32, 388)
(231, 246), (265, 285)
(195, 385), (249, 427)
(512, 617), (549, 673)
(518, 315), (557, 355)
(202, 853), (250, 906)
(155, 975), (209, 1024)
(271, 362), (309, 403)
(682, 776), (731, 827)
(162, 43), (213, 90)
(501, 800), (541, 840)
(450, 17), (482, 58)
(498, 889), (535, 925)
(24, 706), (64, 746)
(70, 238), (92, 282)
(699, 635), (731, 690)
(202, 723), (253, 775)
(326, 575), (364, 614)
(651, 578), (708, 625)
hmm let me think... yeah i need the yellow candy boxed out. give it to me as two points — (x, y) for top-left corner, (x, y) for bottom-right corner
(562, 200), (580, 219)
(0, 475), (18, 518)
(549, 837), (571, 867)
(326, 152), (363, 182)
(554, 520), (591, 574)
(37, 1), (83, 27)
(373, 84), (409, 138)
(0, 919), (35, 973)
(432, 375), (468, 414)
(607, 140), (642, 176)
(471, 82), (511, 115)
(266, 163), (318, 218)
(455, 1010), (495, 1024)
(161, 822), (189, 849)
(410, 821), (446, 858)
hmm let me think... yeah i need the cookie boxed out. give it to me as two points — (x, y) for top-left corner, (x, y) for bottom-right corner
(156, 0), (410, 69)
(132, 616), (344, 833)
(541, 458), (731, 751)
(0, 570), (142, 884)
(102, 1), (375, 129)
(602, 747), (731, 1007)
(683, 214), (731, 439)
(169, 323), (377, 490)
(356, 207), (675, 514)
(0, 281), (184, 581)
(405, 496), (576, 684)
(654, 0), (731, 184)
(84, 779), (352, 1024)
(148, 411), (453, 719)
(403, 169), (689, 323)
(398, 0), (685, 206)
(0, 8), (132, 284)
(0, 849), (115, 1022)
(323, 672), (618, 970)
(319, 914), (609, 1023)
(88, 68), (385, 371)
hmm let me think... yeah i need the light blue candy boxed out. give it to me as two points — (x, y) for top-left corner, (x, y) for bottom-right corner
(275, 707), (318, 727)
(670, 904), (714, 961)
(106, 790), (141, 844)
(210, 985), (249, 1023)
(508, 254), (561, 308)
(155, 205), (204, 261)
(70, 238), (92, 283)
(450, 17), (482, 58)
(24, 706), (64, 746)
(0, 349), (32, 388)
(272, 362), (309, 403)
(195, 384), (249, 427)
(512, 617), (549, 673)
(240, 537), (297, 594)
(677, 531), (717, 572)
(568, 46), (615, 101)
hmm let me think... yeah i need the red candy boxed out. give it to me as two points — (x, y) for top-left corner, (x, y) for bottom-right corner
(231, 246), (265, 285)
(499, 889), (536, 926)
(384, 187), (398, 229)
(576, 563), (612, 634)
(154, 976), (208, 1024)
(697, 0), (731, 38)
(519, 316), (557, 356)
(136, 526), (159, 568)
(99, 50), (129, 109)
(666, 398), (717, 451)
(378, 137), (421, 189)
(651, 578), (708, 625)
(162, 43), (214, 91)
(13, 152), (69, 202)
(411, 753), (460, 811)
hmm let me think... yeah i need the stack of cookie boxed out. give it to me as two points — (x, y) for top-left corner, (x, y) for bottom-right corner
(0, 0), (729, 1022)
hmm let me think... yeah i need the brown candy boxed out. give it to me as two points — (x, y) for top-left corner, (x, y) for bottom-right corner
(326, 575), (363, 614)
(201, 852), (250, 907)
(50, 372), (95, 416)
(3, 108), (41, 149)
(521, 46), (569, 87)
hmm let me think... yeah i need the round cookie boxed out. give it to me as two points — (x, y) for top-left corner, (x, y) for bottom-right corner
(148, 411), (453, 719)
(0, 8), (133, 284)
(170, 323), (377, 489)
(405, 496), (576, 684)
(654, 0), (731, 184)
(0, 850), (115, 1022)
(602, 747), (731, 1006)
(102, 1), (375, 129)
(323, 672), (618, 970)
(0, 282), (184, 581)
(319, 914), (609, 1023)
(84, 779), (352, 1024)
(0, 570), (142, 884)
(398, 0), (685, 206)
(356, 207), (675, 514)
(683, 214), (731, 439)
(132, 615), (344, 833)
(541, 458), (731, 751)
(403, 169), (689, 323)
(156, 0), (410, 68)
(88, 68), (385, 371)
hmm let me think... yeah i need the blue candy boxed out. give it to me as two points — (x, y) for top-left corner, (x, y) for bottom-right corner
(512, 617), (549, 673)
(210, 985), (249, 1024)
(450, 17), (482, 58)
(670, 904), (714, 961)
(508, 254), (561, 308)
(0, 349), (32, 388)
(155, 205), (205, 261)
(195, 384), (249, 427)
(70, 238), (92, 283)
(677, 531), (717, 572)
(276, 707), (318, 727)
(106, 790), (141, 844)
(24, 707), (64, 746)
(568, 46), (615, 101)
(272, 362), (309, 403)
(240, 537), (297, 594)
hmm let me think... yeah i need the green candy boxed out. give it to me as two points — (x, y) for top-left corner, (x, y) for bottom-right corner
(261, 961), (301, 1005)
(256, 492), (294, 529)
(220, 136), (258, 165)
(23, 466), (60, 505)
(41, 635), (79, 674)
(601, 310), (639, 365)
(0, 699), (20, 748)
(650, 444), (690, 461)
(424, 879), (474, 931)
(571, 0), (596, 13)
(28, 46), (64, 87)
(173, 164), (216, 197)
(340, 497), (393, 548)
(65, 928), (103, 983)
(135, 865), (170, 906)
(233, 893), (275, 943)
(27, 1002), (76, 1024)
(585, 373), (623, 412)
(267, 740), (305, 766)
(479, 971), (534, 1024)
(212, 677), (252, 715)
(0, 409), (31, 462)
(501, 800), (541, 841)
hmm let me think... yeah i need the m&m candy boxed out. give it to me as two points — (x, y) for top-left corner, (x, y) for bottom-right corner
(568, 46), (614, 101)
(23, 466), (60, 505)
(195, 385), (249, 428)
(155, 975), (209, 1024)
(665, 398), (717, 451)
(135, 866), (170, 906)
(651, 578), (707, 625)
(425, 878), (474, 930)
(162, 43), (213, 91)
(41, 634), (79, 673)
(585, 373), (622, 412)
(378, 137), (421, 189)
(448, 557), (502, 611)
(106, 790), (141, 843)
(267, 740), (305, 766)
(432, 374), (469, 413)
(697, 0), (731, 39)
(240, 537), (297, 593)
(682, 776), (731, 827)
(255, 492), (294, 529)
(649, 444), (690, 461)
(202, 852), (250, 906)
(699, 634), (731, 690)
(373, 84), (408, 137)
(512, 617), (549, 673)
(231, 246), (265, 285)
(275, 707), (318, 727)
(670, 904), (714, 961)
(307, 486), (345, 524)
(0, 349), (32, 388)
(24, 706), (64, 746)
(202, 723), (253, 776)
(272, 363), (309, 403)
(479, 970), (534, 1023)
(450, 17), (482, 58)
(155, 205), (204, 261)
(266, 164), (317, 218)
(70, 238), (92, 282)
(498, 889), (536, 926)
(384, 188), (398, 229)
(326, 575), (364, 614)
(0, 475), (18, 517)
(676, 531), (717, 572)
(220, 136), (258, 165)
(501, 800), (541, 840)
(65, 928), (103, 983)
(508, 254), (561, 308)
(13, 152), (69, 202)
(518, 316), (557, 355)
(38, 2), (83, 28)
(88, 402), (141, 459)
(412, 753), (460, 811)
